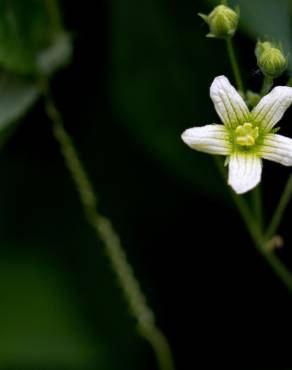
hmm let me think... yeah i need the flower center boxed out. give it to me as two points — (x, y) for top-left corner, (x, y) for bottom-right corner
(235, 122), (259, 147)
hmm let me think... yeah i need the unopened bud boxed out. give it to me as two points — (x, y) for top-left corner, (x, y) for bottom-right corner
(256, 41), (288, 78)
(198, 5), (239, 39)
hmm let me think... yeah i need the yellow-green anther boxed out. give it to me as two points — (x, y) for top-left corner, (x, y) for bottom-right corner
(198, 5), (239, 39)
(256, 41), (288, 78)
(235, 122), (259, 147)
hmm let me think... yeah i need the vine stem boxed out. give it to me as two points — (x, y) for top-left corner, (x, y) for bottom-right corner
(214, 157), (292, 292)
(42, 81), (175, 370)
(226, 38), (244, 93)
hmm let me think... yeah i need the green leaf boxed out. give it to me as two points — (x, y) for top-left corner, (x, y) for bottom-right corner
(108, 0), (229, 198)
(0, 1), (72, 149)
(0, 0), (72, 75)
(0, 73), (39, 148)
(37, 32), (73, 76)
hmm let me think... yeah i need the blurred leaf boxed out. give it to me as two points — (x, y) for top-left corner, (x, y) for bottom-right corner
(0, 252), (108, 369)
(0, 0), (73, 149)
(109, 0), (228, 198)
(0, 0), (72, 75)
(206, 0), (292, 69)
(0, 72), (39, 147)
(37, 32), (73, 76)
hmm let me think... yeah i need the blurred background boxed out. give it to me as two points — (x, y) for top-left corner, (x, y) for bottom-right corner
(1, 0), (292, 369)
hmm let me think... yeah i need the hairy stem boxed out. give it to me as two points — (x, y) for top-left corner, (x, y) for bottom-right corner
(42, 82), (175, 370)
(226, 38), (244, 93)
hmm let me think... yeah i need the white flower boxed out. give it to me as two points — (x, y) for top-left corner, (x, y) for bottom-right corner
(181, 75), (292, 194)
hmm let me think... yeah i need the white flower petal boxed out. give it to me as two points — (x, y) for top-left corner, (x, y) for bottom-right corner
(181, 124), (231, 155)
(259, 134), (292, 166)
(251, 86), (292, 132)
(210, 75), (250, 128)
(228, 153), (262, 194)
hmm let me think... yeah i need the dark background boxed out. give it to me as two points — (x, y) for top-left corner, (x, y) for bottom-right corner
(0, 0), (292, 369)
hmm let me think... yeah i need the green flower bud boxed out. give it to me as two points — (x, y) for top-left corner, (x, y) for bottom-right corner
(256, 41), (288, 78)
(198, 5), (239, 39)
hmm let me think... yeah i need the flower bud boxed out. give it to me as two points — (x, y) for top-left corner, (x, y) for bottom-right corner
(256, 41), (288, 78)
(198, 5), (239, 39)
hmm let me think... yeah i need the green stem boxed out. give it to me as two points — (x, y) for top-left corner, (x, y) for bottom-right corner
(260, 75), (273, 96)
(254, 242), (292, 292)
(235, 194), (292, 292)
(213, 157), (260, 243)
(233, 190), (292, 293)
(214, 157), (292, 293)
(226, 38), (244, 93)
(251, 185), (263, 233)
(232, 193), (261, 244)
(265, 175), (292, 242)
(42, 81), (175, 370)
